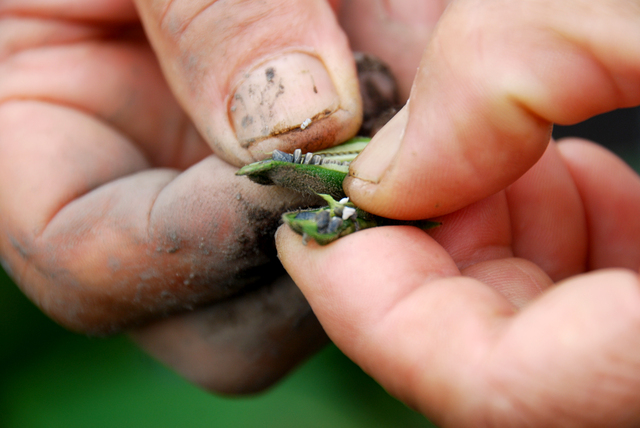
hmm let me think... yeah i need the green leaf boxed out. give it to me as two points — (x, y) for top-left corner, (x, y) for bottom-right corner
(236, 137), (440, 245)
(282, 195), (379, 245)
(236, 137), (370, 199)
(282, 194), (440, 246)
(237, 161), (348, 199)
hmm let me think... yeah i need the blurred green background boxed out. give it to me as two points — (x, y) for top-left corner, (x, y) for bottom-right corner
(0, 271), (432, 428)
(2, 109), (639, 428)
(0, 266), (434, 428)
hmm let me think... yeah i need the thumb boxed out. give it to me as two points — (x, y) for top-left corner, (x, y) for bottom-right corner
(134, 0), (361, 166)
(345, 0), (640, 220)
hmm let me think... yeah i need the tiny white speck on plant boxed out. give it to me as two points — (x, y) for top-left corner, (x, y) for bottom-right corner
(300, 118), (312, 130)
(339, 197), (349, 204)
(342, 206), (356, 220)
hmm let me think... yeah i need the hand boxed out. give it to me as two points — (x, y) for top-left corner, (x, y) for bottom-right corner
(278, 0), (640, 426)
(0, 0), (370, 393)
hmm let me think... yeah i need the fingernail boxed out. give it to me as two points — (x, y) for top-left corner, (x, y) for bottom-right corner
(230, 52), (339, 148)
(349, 104), (408, 184)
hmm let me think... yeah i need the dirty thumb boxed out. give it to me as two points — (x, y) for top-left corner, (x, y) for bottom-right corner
(135, 0), (362, 166)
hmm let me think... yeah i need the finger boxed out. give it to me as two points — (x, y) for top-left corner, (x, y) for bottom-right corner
(130, 275), (328, 395)
(0, 101), (316, 335)
(276, 224), (515, 420)
(278, 223), (640, 426)
(427, 192), (513, 270)
(345, 0), (640, 220)
(427, 191), (551, 306)
(434, 140), (588, 283)
(558, 138), (640, 270)
(505, 141), (588, 281)
(0, 0), (137, 22)
(336, 0), (447, 100)
(0, 6), (285, 335)
(134, 0), (362, 166)
(484, 269), (640, 427)
(277, 224), (470, 349)
(0, 9), (211, 170)
(460, 258), (551, 308)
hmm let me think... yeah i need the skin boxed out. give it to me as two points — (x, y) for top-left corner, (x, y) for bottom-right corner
(3, 0), (640, 424)
(278, 0), (640, 426)
(0, 0), (362, 393)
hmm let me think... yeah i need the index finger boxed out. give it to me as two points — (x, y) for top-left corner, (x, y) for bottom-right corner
(0, 100), (318, 335)
(276, 225), (640, 426)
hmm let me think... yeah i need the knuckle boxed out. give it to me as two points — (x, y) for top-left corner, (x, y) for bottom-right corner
(1, 229), (117, 335)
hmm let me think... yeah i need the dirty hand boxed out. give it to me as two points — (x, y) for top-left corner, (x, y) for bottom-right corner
(279, 0), (640, 426)
(0, 0), (384, 394)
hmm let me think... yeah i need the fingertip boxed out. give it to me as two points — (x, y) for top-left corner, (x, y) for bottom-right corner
(555, 136), (601, 160)
(278, 224), (461, 341)
(229, 50), (360, 161)
(347, 104), (407, 186)
(136, 0), (362, 167)
(275, 223), (311, 268)
(346, 105), (436, 220)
